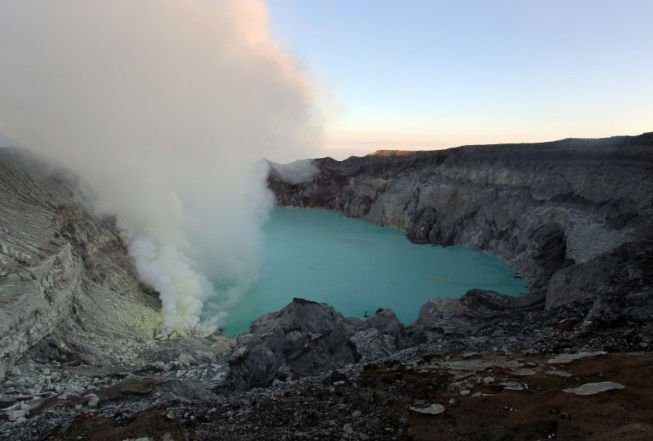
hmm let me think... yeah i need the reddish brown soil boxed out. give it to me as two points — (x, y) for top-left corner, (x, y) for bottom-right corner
(403, 354), (653, 441)
(41, 353), (653, 441)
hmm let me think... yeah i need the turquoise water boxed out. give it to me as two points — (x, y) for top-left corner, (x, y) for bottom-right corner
(213, 207), (527, 336)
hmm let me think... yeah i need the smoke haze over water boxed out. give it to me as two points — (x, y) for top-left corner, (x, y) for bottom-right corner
(0, 0), (321, 331)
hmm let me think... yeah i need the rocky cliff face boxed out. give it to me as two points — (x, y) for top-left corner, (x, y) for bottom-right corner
(0, 148), (162, 369)
(269, 133), (653, 314)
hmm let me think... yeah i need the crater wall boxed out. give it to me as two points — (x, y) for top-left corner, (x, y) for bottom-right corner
(269, 133), (653, 311)
(0, 149), (161, 366)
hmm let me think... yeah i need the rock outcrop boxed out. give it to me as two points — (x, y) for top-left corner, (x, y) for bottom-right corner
(227, 298), (360, 390)
(269, 133), (653, 315)
(413, 289), (542, 335)
(227, 299), (408, 390)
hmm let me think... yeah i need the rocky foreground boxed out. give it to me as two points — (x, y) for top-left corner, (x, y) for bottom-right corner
(10, 347), (653, 441)
(3, 293), (653, 440)
(1, 134), (653, 440)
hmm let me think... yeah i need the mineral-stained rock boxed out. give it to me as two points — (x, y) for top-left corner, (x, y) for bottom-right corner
(0, 149), (233, 425)
(0, 148), (161, 367)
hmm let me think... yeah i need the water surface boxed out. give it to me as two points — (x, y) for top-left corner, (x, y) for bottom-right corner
(210, 207), (527, 336)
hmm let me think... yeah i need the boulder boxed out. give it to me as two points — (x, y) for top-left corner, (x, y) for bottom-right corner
(364, 308), (403, 338)
(227, 298), (360, 390)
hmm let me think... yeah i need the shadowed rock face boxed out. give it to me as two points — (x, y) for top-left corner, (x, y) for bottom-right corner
(269, 133), (653, 314)
(227, 298), (411, 390)
(227, 298), (360, 390)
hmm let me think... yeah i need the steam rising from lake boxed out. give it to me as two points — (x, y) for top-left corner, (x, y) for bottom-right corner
(0, 0), (320, 331)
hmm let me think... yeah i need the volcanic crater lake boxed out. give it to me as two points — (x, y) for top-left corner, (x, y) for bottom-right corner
(214, 207), (527, 336)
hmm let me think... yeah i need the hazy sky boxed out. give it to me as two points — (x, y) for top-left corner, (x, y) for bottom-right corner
(268, 0), (653, 157)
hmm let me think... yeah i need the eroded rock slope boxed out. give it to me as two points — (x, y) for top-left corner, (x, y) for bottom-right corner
(0, 148), (161, 369)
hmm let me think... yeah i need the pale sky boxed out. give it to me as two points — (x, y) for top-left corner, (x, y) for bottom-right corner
(1, 1), (651, 159)
(267, 0), (653, 157)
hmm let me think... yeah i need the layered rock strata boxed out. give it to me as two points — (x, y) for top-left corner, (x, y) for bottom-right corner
(0, 148), (161, 369)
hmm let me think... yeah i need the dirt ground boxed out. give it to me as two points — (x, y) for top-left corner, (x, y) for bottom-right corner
(38, 352), (653, 441)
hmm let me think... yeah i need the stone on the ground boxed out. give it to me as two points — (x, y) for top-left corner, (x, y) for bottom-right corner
(547, 351), (607, 365)
(409, 403), (445, 415)
(563, 381), (625, 396)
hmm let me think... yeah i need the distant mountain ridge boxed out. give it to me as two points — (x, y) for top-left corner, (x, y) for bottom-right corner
(365, 132), (653, 159)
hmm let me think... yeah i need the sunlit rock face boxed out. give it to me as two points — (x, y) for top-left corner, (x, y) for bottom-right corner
(269, 133), (653, 313)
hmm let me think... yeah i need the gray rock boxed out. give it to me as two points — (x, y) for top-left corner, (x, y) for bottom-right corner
(6, 408), (27, 422)
(413, 289), (542, 333)
(226, 298), (360, 390)
(547, 351), (606, 365)
(563, 381), (625, 395)
(409, 403), (445, 415)
(85, 393), (99, 408)
(350, 328), (397, 361)
(364, 308), (403, 338)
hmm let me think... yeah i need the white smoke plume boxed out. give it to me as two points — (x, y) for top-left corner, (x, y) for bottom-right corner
(267, 159), (319, 184)
(0, 0), (320, 331)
